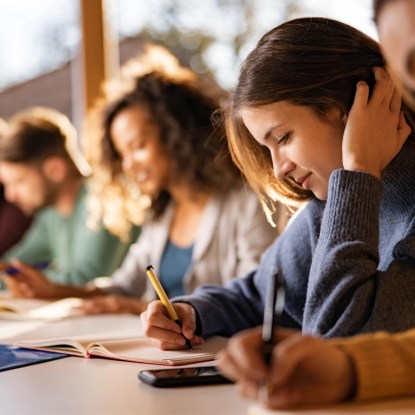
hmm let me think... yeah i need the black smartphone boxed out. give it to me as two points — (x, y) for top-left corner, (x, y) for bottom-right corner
(138, 365), (233, 388)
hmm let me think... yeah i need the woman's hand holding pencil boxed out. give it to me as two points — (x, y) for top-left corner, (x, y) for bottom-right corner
(141, 300), (204, 350)
(142, 265), (204, 350)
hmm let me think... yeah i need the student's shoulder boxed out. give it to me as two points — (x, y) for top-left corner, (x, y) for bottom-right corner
(286, 198), (325, 229)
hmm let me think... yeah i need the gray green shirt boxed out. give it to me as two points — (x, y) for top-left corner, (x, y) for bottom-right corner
(2, 182), (140, 285)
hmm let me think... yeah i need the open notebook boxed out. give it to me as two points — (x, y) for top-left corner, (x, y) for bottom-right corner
(14, 335), (227, 366)
(0, 297), (83, 321)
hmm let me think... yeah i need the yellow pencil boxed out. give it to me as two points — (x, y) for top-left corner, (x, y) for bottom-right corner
(146, 265), (192, 350)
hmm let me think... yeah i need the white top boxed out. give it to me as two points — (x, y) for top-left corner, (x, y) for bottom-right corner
(104, 186), (282, 300)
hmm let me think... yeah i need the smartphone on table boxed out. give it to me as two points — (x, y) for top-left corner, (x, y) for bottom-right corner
(138, 365), (233, 388)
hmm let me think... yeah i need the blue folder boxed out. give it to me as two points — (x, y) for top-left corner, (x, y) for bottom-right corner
(0, 344), (68, 372)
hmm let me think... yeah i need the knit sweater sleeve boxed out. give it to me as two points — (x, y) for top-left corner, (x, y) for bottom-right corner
(329, 329), (415, 401)
(173, 201), (321, 338)
(304, 169), (415, 336)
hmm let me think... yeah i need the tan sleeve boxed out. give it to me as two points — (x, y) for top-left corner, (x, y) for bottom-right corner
(329, 329), (415, 401)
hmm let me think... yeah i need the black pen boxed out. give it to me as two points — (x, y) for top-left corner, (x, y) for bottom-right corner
(262, 268), (279, 366)
(261, 268), (285, 401)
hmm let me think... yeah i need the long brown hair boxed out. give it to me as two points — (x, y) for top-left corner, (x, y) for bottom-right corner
(226, 17), (414, 218)
(86, 45), (241, 240)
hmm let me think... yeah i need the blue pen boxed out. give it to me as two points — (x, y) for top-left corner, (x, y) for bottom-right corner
(5, 261), (50, 276)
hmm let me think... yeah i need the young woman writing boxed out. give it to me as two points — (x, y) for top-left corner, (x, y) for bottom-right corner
(216, 6), (415, 409)
(141, 18), (414, 347)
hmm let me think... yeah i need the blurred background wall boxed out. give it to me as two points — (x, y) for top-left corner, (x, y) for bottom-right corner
(0, 0), (376, 131)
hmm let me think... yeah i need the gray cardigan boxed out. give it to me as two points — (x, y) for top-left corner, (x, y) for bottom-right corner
(103, 186), (282, 300)
(178, 137), (415, 338)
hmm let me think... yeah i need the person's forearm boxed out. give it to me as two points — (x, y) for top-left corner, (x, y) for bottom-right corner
(50, 283), (104, 299)
(127, 298), (149, 314)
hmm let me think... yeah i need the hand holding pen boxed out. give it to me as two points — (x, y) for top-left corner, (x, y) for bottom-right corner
(217, 268), (285, 404)
(4, 260), (50, 276)
(260, 269), (285, 403)
(142, 265), (196, 349)
(217, 271), (355, 408)
(1, 259), (56, 299)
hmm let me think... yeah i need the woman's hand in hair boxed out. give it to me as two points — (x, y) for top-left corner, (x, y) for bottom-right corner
(342, 66), (411, 178)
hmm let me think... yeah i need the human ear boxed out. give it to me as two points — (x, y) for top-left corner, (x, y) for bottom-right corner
(324, 106), (346, 127)
(42, 156), (67, 183)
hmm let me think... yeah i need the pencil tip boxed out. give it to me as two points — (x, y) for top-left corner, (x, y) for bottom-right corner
(186, 339), (193, 350)
(146, 265), (153, 270)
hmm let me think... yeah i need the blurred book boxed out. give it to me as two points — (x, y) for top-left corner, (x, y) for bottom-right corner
(0, 297), (83, 321)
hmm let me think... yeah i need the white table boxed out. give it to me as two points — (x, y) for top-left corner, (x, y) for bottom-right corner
(1, 313), (415, 415)
(0, 354), (251, 415)
(0, 314), (251, 415)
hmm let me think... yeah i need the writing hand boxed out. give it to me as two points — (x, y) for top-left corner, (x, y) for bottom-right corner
(218, 326), (269, 399)
(218, 328), (355, 409)
(2, 259), (59, 299)
(141, 300), (203, 350)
